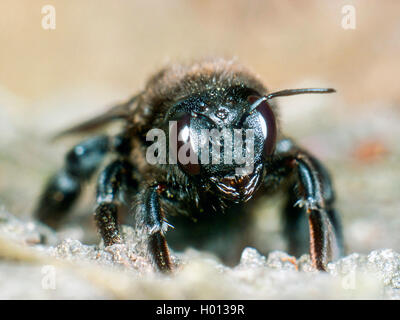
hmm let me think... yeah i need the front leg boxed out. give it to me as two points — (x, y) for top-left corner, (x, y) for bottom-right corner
(271, 139), (343, 270)
(95, 159), (138, 246)
(295, 153), (342, 270)
(139, 184), (173, 272)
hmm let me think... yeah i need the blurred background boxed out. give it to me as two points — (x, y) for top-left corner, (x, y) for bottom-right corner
(0, 0), (399, 256)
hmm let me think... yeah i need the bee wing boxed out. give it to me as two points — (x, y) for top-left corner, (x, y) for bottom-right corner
(52, 94), (140, 140)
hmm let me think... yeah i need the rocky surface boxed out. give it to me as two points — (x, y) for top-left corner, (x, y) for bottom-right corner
(0, 209), (399, 299)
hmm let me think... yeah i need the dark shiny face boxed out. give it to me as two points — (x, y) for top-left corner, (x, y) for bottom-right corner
(166, 85), (277, 202)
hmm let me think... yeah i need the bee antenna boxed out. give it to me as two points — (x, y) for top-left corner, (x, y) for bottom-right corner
(246, 88), (336, 116)
(265, 88), (336, 100)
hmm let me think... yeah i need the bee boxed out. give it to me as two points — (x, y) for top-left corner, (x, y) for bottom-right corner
(35, 58), (343, 272)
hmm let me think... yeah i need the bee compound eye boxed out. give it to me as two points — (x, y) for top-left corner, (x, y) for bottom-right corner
(255, 100), (277, 158)
(247, 95), (260, 105)
(176, 113), (201, 175)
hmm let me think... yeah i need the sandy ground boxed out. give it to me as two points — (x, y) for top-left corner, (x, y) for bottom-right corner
(0, 209), (399, 299)
(0, 1), (399, 299)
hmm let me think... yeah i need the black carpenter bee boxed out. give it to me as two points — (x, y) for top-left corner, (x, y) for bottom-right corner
(35, 59), (343, 272)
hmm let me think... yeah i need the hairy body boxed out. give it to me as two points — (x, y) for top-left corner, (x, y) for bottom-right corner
(36, 58), (343, 271)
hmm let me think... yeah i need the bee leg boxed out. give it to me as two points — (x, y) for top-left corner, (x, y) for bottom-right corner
(292, 153), (343, 270)
(95, 159), (138, 246)
(283, 185), (310, 257)
(139, 184), (173, 272)
(283, 166), (344, 261)
(35, 135), (110, 228)
(274, 139), (344, 270)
